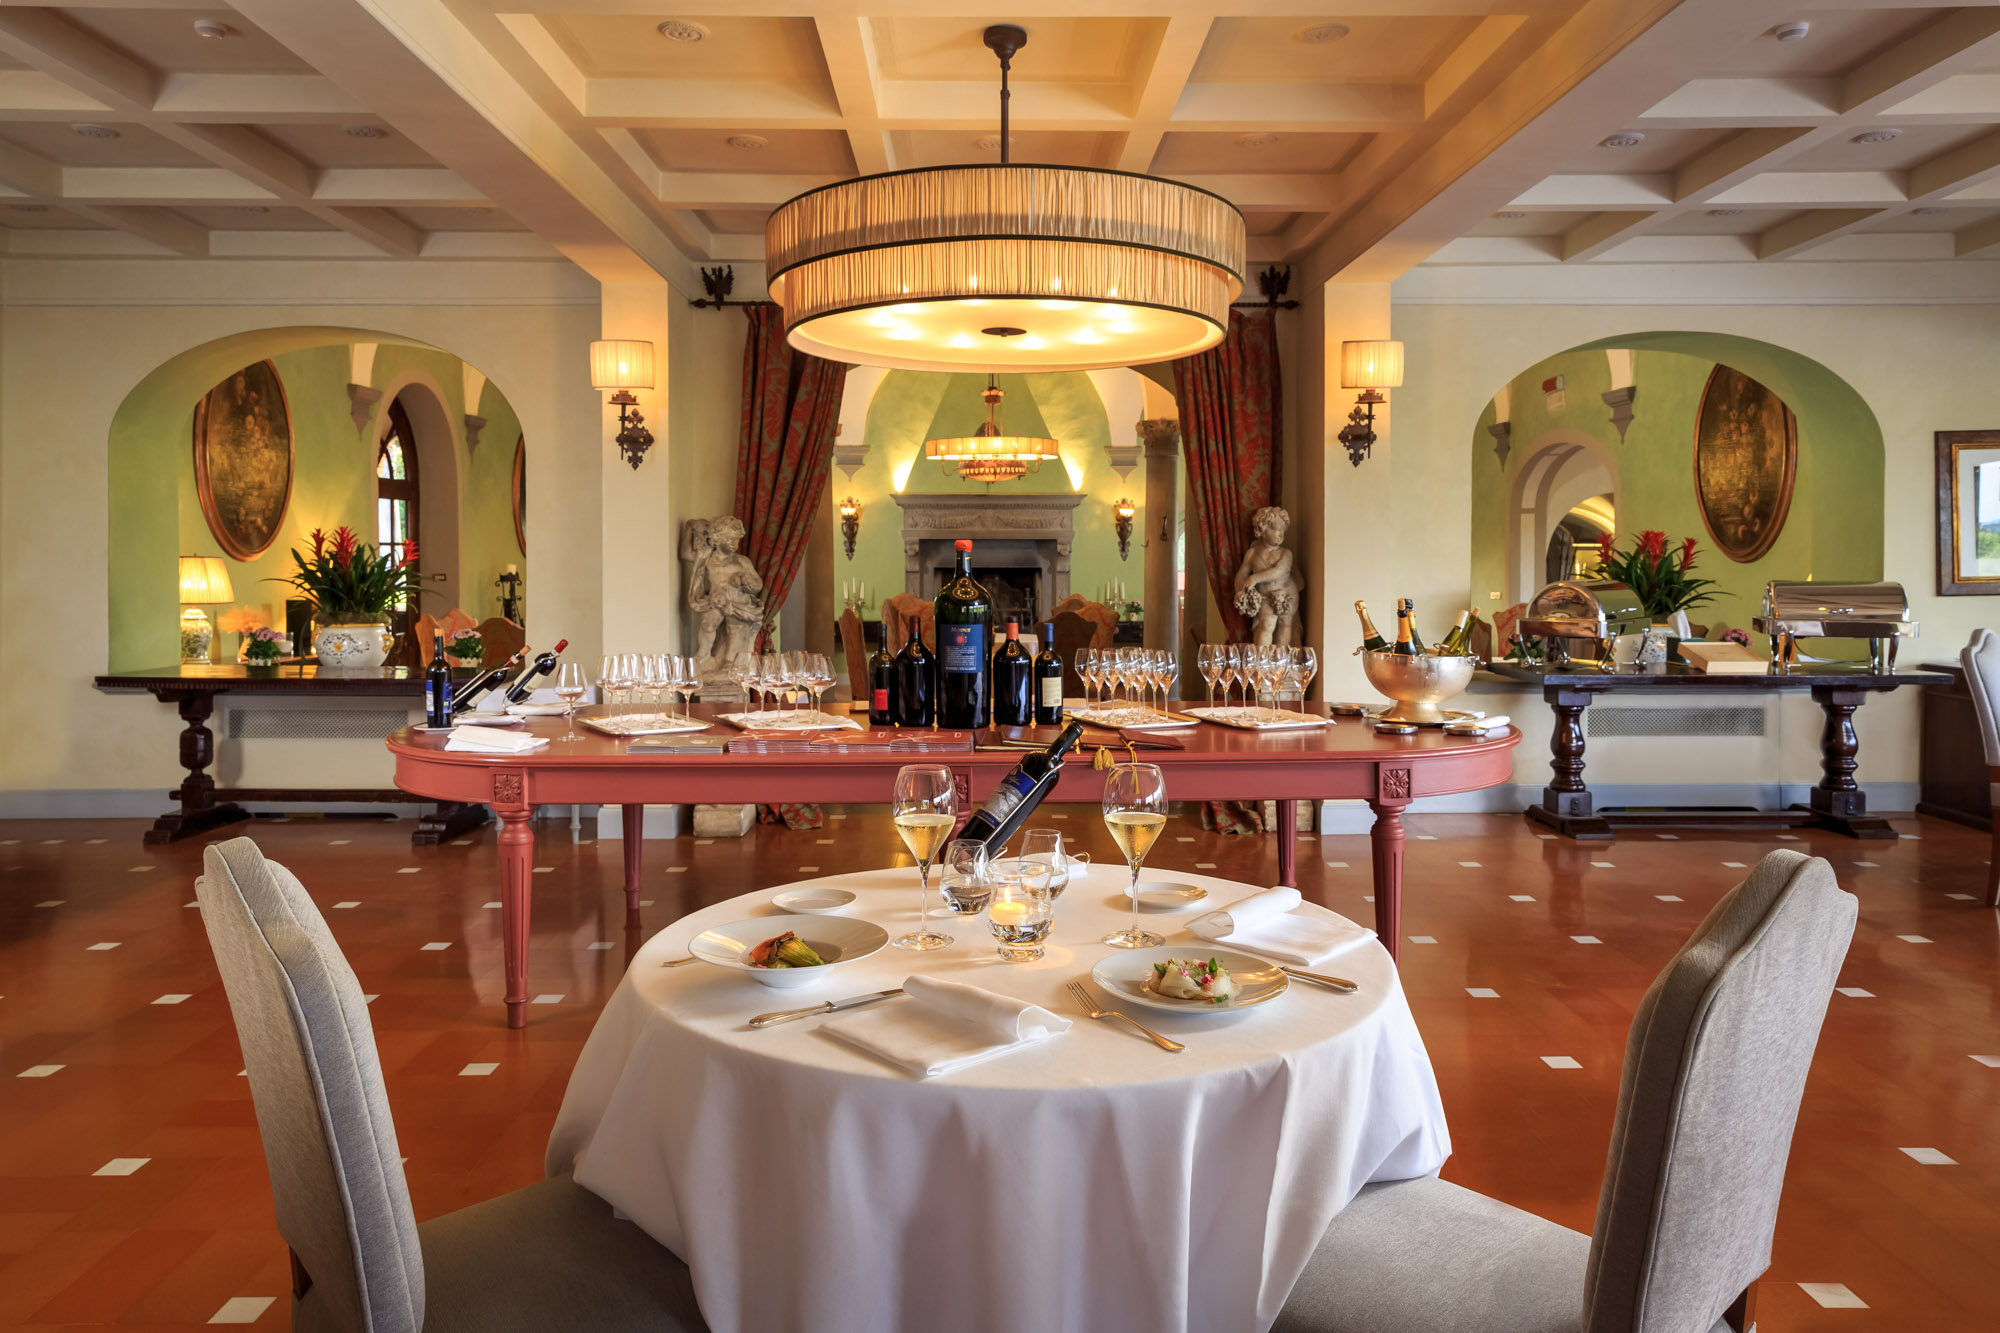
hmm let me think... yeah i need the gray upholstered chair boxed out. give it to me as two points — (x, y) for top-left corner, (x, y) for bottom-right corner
(1959, 628), (2000, 907)
(1275, 849), (1857, 1333)
(194, 837), (708, 1333)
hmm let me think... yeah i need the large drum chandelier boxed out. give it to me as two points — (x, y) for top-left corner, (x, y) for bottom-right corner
(925, 376), (1060, 484)
(765, 24), (1245, 373)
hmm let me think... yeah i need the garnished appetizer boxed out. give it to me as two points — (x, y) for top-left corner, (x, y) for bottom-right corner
(747, 931), (826, 969)
(1147, 956), (1238, 1004)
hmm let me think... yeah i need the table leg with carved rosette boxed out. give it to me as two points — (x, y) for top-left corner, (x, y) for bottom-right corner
(492, 771), (535, 1029)
(1369, 765), (1412, 961)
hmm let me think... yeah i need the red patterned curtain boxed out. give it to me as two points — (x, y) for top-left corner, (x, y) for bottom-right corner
(735, 303), (849, 651)
(1171, 308), (1283, 642)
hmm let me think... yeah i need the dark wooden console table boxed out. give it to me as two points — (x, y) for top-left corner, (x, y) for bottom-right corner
(1485, 661), (1949, 840)
(94, 664), (487, 846)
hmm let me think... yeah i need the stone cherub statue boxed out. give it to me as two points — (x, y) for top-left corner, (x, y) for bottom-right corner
(681, 515), (765, 682)
(1232, 505), (1303, 646)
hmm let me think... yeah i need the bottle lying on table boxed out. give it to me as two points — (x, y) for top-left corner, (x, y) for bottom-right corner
(957, 720), (1085, 851)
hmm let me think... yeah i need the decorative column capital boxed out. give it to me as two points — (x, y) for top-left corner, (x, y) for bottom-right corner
(1487, 420), (1513, 468)
(463, 414), (487, 451)
(1137, 417), (1181, 457)
(1601, 386), (1638, 442)
(347, 383), (382, 441)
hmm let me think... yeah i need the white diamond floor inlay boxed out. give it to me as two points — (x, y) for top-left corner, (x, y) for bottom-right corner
(1899, 1147), (1956, 1165)
(1509, 895), (1535, 902)
(209, 1296), (277, 1324)
(1541, 1056), (1582, 1069)
(1798, 1283), (1866, 1309)
(1572, 935), (1602, 944)
(460, 1063), (499, 1077)
(533, 994), (564, 1005)
(93, 1157), (149, 1176)
(152, 994), (191, 1005)
(1656, 895), (1682, 902)
(1466, 987), (1500, 998)
(1897, 935), (1933, 944)
(17, 1064), (63, 1078)
(420, 942), (451, 951)
(1836, 987), (1874, 998)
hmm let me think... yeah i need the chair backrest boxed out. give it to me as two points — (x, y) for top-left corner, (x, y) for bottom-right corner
(1960, 628), (2000, 767)
(478, 616), (527, 669)
(195, 838), (424, 1333)
(838, 608), (869, 702)
(1050, 595), (1116, 648)
(1049, 610), (1096, 697)
(881, 594), (934, 653)
(1582, 849), (1856, 1333)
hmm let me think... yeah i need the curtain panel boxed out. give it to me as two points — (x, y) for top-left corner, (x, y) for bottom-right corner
(1171, 308), (1283, 643)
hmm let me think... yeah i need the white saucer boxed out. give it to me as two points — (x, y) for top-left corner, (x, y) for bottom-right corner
(771, 886), (857, 915)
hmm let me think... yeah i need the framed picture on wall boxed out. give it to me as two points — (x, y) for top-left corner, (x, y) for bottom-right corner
(512, 434), (527, 554)
(1693, 364), (1798, 564)
(193, 359), (293, 561)
(1935, 429), (2000, 595)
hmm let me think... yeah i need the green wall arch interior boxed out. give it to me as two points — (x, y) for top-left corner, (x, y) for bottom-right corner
(109, 326), (525, 670)
(1469, 330), (1885, 635)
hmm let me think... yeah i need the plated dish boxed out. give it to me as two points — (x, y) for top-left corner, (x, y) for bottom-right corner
(1090, 946), (1287, 1013)
(687, 913), (889, 989)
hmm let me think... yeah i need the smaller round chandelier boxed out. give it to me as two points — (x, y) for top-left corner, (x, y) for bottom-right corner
(925, 377), (1060, 484)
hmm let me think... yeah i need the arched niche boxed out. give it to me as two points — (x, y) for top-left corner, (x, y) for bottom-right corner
(108, 326), (525, 670)
(1507, 430), (1618, 604)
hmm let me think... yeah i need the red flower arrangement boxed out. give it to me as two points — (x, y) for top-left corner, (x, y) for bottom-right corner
(1594, 530), (1723, 619)
(272, 524), (426, 620)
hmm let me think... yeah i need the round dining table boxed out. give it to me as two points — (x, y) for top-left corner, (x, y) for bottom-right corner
(546, 863), (1452, 1333)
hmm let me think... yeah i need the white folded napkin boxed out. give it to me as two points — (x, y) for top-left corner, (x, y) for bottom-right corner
(821, 974), (1071, 1078)
(1186, 887), (1373, 967)
(444, 727), (548, 754)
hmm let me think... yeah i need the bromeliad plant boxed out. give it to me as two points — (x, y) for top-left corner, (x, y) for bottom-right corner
(273, 526), (425, 621)
(1595, 530), (1724, 620)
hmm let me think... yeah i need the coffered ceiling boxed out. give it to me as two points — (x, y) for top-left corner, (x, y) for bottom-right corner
(1, 2), (1995, 284)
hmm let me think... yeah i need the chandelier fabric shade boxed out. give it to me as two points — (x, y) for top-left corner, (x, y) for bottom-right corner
(925, 377), (1062, 484)
(766, 166), (1245, 373)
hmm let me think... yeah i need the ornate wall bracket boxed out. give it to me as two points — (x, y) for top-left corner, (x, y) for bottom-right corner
(463, 414), (487, 451)
(1601, 386), (1637, 442)
(347, 383), (382, 441)
(1488, 421), (1513, 468)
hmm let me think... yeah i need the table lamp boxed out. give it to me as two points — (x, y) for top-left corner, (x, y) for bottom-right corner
(179, 555), (233, 664)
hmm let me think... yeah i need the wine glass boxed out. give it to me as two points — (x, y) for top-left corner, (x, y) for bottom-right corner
(1157, 651), (1180, 712)
(676, 655), (702, 720)
(1100, 763), (1167, 949)
(597, 654), (617, 718)
(610, 654), (636, 722)
(1198, 644), (1222, 710)
(1021, 827), (1073, 900)
(554, 663), (587, 742)
(1219, 645), (1243, 716)
(939, 837), (993, 915)
(810, 653), (835, 714)
(1076, 648), (1096, 708)
(1294, 647), (1318, 714)
(891, 764), (957, 951)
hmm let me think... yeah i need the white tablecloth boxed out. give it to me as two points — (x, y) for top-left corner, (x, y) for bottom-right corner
(547, 865), (1450, 1333)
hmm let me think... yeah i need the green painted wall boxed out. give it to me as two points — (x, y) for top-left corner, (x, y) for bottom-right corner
(1469, 344), (1884, 637)
(837, 370), (1142, 613)
(109, 336), (524, 669)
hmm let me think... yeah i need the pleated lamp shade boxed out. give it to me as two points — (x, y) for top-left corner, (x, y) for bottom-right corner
(1340, 340), (1405, 390)
(178, 555), (233, 605)
(589, 340), (655, 391)
(766, 165), (1246, 373)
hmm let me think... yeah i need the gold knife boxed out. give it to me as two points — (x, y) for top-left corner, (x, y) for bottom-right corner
(749, 988), (905, 1028)
(1282, 967), (1359, 993)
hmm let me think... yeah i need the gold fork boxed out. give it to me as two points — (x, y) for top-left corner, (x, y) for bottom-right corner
(1065, 980), (1184, 1053)
(661, 954), (699, 968)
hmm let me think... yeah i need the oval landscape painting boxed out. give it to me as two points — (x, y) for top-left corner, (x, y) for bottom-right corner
(1693, 363), (1797, 563)
(193, 359), (293, 560)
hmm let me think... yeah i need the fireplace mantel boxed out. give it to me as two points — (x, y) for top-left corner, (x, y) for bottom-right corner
(893, 491), (1085, 606)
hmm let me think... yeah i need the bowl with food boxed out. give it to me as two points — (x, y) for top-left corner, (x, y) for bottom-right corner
(1089, 947), (1288, 1013)
(686, 913), (889, 989)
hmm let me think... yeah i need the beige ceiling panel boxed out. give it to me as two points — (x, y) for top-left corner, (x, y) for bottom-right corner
(634, 128), (853, 175)
(1782, 122), (1995, 172)
(1579, 127), (1733, 173)
(59, 5), (315, 76)
(173, 204), (334, 231)
(0, 120), (206, 168)
(1466, 209), (1595, 237)
(1243, 211), (1298, 237)
(1191, 16), (1474, 84)
(1705, 8), (1948, 78)
(891, 128), (1119, 170)
(1151, 131), (1365, 175)
(543, 13), (830, 85)
(696, 208), (771, 235)
(870, 16), (1162, 85)
(0, 200), (100, 228)
(1650, 207), (1804, 236)
(256, 120), (437, 169)
(1869, 204), (2000, 232)
(388, 205), (525, 232)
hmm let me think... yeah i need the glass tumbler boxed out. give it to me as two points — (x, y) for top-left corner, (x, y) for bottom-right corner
(938, 838), (994, 915)
(986, 858), (1055, 961)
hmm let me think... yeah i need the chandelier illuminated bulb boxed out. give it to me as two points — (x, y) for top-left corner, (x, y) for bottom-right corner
(765, 24), (1245, 373)
(925, 377), (1061, 484)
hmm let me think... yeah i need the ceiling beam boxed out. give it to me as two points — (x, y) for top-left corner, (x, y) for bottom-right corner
(814, 14), (891, 174)
(1117, 14), (1213, 173)
(1756, 209), (1883, 261)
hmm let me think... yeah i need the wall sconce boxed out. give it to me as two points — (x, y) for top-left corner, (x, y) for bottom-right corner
(589, 339), (656, 469)
(1114, 497), (1136, 561)
(838, 495), (861, 560)
(1337, 339), (1404, 467)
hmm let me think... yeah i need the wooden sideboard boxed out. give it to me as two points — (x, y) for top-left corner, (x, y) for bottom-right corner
(1915, 662), (1991, 831)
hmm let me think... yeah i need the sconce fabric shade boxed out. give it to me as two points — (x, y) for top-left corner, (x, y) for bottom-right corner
(1340, 340), (1405, 390)
(589, 340), (655, 391)
(179, 556), (233, 605)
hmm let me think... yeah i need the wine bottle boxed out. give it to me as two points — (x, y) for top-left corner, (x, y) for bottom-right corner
(449, 649), (525, 716)
(1400, 599), (1426, 653)
(424, 633), (454, 727)
(502, 638), (568, 703)
(868, 620), (898, 727)
(1393, 603), (1419, 657)
(957, 720), (1085, 850)
(1355, 600), (1389, 653)
(895, 614), (936, 728)
(991, 620), (1033, 727)
(934, 539), (992, 729)
(1434, 610), (1473, 657)
(1033, 625), (1065, 726)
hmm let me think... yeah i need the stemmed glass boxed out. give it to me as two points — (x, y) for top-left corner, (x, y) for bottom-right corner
(1157, 651), (1180, 712)
(1198, 644), (1222, 710)
(1293, 647), (1318, 714)
(808, 653), (835, 714)
(597, 654), (617, 720)
(1101, 762), (1167, 949)
(1076, 648), (1097, 708)
(554, 663), (587, 742)
(610, 654), (636, 722)
(1021, 827), (1073, 900)
(1220, 645), (1244, 716)
(891, 764), (957, 951)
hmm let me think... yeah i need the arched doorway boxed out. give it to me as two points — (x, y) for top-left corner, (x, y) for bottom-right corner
(1505, 430), (1617, 604)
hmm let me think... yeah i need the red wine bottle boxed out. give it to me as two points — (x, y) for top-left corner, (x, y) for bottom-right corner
(868, 620), (897, 726)
(503, 638), (568, 703)
(991, 620), (1032, 727)
(450, 649), (524, 716)
(1033, 626), (1065, 725)
(424, 633), (454, 727)
(957, 720), (1085, 849)
(894, 615), (936, 728)
(934, 539), (991, 728)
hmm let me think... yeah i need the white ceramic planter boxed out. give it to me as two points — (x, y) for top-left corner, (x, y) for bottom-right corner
(315, 620), (393, 671)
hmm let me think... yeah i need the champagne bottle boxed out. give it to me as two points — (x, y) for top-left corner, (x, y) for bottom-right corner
(503, 638), (568, 703)
(895, 614), (936, 728)
(1400, 599), (1426, 653)
(1355, 600), (1389, 653)
(934, 539), (992, 728)
(1033, 625), (1065, 726)
(868, 620), (898, 727)
(424, 633), (454, 727)
(449, 649), (525, 716)
(1434, 610), (1473, 657)
(991, 620), (1033, 727)
(1393, 603), (1419, 657)
(957, 720), (1085, 849)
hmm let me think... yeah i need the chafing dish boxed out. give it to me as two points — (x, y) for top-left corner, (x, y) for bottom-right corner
(1752, 581), (1916, 672)
(1517, 580), (1650, 667)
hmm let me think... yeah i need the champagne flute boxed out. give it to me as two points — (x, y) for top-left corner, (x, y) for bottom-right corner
(891, 764), (957, 951)
(1159, 651), (1180, 712)
(1101, 763), (1167, 949)
(554, 663), (587, 742)
(1294, 647), (1318, 715)
(1198, 644), (1222, 710)
(1076, 648), (1096, 708)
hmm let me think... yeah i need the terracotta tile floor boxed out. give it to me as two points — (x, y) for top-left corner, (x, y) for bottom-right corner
(2, 810), (1995, 1329)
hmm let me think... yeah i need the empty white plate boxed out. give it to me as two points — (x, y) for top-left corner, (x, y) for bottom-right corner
(771, 886), (857, 915)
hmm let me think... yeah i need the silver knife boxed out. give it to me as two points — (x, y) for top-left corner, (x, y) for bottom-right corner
(748, 988), (904, 1028)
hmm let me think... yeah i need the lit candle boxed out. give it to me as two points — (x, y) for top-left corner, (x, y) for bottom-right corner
(989, 899), (1030, 927)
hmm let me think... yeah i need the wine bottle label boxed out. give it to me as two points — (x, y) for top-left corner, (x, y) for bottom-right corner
(940, 624), (988, 675)
(979, 772), (1036, 823)
(1039, 677), (1062, 707)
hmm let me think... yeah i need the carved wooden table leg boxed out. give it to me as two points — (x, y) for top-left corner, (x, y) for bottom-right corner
(622, 804), (645, 918)
(1367, 797), (1407, 961)
(1277, 799), (1297, 887)
(144, 688), (250, 845)
(1802, 685), (1894, 838)
(493, 773), (535, 1029)
(1525, 685), (1613, 840)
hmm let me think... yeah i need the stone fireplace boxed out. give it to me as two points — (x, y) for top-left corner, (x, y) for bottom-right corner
(893, 492), (1085, 626)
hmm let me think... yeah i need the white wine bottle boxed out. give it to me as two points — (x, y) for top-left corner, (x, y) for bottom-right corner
(1433, 610), (1473, 656)
(1355, 600), (1389, 653)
